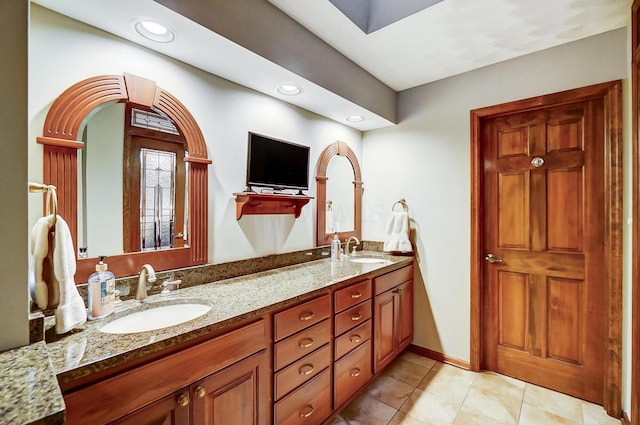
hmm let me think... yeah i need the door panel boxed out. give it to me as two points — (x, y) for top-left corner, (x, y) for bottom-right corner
(546, 169), (583, 251)
(547, 277), (583, 365)
(498, 271), (527, 350)
(498, 173), (528, 248)
(483, 100), (605, 404)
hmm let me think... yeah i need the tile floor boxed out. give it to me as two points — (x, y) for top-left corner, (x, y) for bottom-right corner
(329, 351), (622, 425)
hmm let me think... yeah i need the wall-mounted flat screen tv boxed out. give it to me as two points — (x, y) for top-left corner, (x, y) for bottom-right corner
(246, 132), (310, 193)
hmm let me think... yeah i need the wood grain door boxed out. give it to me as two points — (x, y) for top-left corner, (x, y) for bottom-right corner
(374, 289), (396, 372)
(482, 100), (605, 403)
(191, 351), (269, 425)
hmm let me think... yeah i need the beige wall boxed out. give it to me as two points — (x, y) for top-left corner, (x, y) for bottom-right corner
(361, 27), (630, 410)
(0, 1), (29, 350)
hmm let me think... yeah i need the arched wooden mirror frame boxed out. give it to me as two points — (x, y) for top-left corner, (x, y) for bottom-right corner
(316, 141), (363, 246)
(37, 73), (212, 282)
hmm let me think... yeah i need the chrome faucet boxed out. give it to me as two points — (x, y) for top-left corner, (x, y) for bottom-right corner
(344, 236), (360, 257)
(136, 264), (157, 302)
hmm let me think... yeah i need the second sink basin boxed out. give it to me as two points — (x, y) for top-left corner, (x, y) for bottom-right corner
(99, 300), (212, 334)
(349, 257), (390, 264)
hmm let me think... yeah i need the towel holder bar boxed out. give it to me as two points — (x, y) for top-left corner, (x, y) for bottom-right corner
(392, 198), (408, 212)
(28, 182), (58, 226)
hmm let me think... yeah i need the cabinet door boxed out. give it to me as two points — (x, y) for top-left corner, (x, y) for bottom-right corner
(109, 390), (190, 425)
(191, 350), (269, 425)
(397, 280), (413, 351)
(374, 289), (397, 372)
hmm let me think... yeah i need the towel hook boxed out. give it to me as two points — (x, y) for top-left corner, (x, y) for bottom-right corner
(29, 182), (58, 226)
(392, 198), (408, 212)
(327, 200), (333, 212)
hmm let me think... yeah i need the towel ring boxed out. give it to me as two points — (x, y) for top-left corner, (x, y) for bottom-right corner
(392, 198), (408, 212)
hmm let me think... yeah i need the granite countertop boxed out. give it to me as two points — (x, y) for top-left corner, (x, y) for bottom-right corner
(0, 342), (65, 425)
(46, 252), (412, 385)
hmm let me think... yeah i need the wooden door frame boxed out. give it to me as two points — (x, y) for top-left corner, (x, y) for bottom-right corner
(470, 81), (623, 417)
(631, 2), (640, 423)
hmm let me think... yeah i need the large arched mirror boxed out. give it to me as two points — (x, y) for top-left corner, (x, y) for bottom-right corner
(316, 141), (362, 245)
(37, 73), (211, 282)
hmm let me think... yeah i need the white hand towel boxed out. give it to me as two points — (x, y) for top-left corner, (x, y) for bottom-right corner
(326, 208), (335, 233)
(30, 215), (55, 309)
(383, 211), (413, 253)
(53, 216), (87, 334)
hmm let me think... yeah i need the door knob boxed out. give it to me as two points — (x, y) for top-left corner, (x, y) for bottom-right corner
(484, 253), (503, 264)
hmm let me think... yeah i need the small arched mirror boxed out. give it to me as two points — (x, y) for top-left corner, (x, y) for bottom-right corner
(316, 141), (362, 245)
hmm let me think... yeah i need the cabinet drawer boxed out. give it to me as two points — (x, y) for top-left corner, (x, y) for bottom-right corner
(334, 340), (373, 408)
(275, 319), (331, 371)
(335, 301), (371, 336)
(334, 279), (371, 313)
(274, 295), (331, 341)
(335, 320), (371, 360)
(275, 368), (332, 425)
(374, 265), (413, 295)
(275, 344), (331, 400)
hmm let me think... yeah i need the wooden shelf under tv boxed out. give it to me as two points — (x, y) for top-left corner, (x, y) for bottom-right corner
(233, 192), (313, 220)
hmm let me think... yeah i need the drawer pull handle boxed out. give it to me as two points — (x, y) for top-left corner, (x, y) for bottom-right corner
(299, 311), (315, 321)
(299, 405), (314, 418)
(177, 394), (190, 407)
(298, 338), (314, 348)
(195, 386), (206, 398)
(350, 368), (361, 377)
(351, 292), (363, 299)
(299, 363), (315, 375)
(349, 334), (362, 343)
(351, 313), (362, 321)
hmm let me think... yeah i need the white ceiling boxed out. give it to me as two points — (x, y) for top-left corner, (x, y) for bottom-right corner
(32, 0), (631, 131)
(270, 0), (631, 91)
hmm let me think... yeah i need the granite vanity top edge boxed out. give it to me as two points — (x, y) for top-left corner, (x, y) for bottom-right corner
(0, 342), (65, 425)
(47, 253), (413, 386)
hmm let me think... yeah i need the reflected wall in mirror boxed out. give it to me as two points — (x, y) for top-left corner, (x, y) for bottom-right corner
(325, 155), (355, 233)
(316, 141), (362, 246)
(38, 73), (211, 283)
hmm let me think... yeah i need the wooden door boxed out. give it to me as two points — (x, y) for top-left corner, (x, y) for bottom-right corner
(481, 100), (606, 403)
(191, 351), (269, 425)
(109, 390), (190, 425)
(397, 280), (414, 351)
(374, 290), (396, 372)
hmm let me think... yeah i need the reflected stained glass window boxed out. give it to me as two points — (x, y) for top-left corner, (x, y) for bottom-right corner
(140, 148), (176, 251)
(131, 108), (180, 135)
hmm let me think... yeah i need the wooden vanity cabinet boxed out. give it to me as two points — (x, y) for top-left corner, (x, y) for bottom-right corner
(63, 319), (269, 425)
(110, 351), (269, 425)
(373, 265), (414, 373)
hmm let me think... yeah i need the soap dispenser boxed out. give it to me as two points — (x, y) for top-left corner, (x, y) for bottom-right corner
(87, 256), (116, 320)
(330, 232), (341, 262)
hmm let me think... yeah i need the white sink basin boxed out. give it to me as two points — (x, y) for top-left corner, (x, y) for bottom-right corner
(349, 257), (389, 264)
(99, 302), (211, 334)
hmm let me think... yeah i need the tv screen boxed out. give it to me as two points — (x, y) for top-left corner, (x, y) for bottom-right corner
(246, 132), (310, 192)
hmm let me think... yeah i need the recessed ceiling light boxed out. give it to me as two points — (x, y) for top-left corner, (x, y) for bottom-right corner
(135, 20), (175, 43)
(346, 115), (364, 122)
(277, 85), (302, 96)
